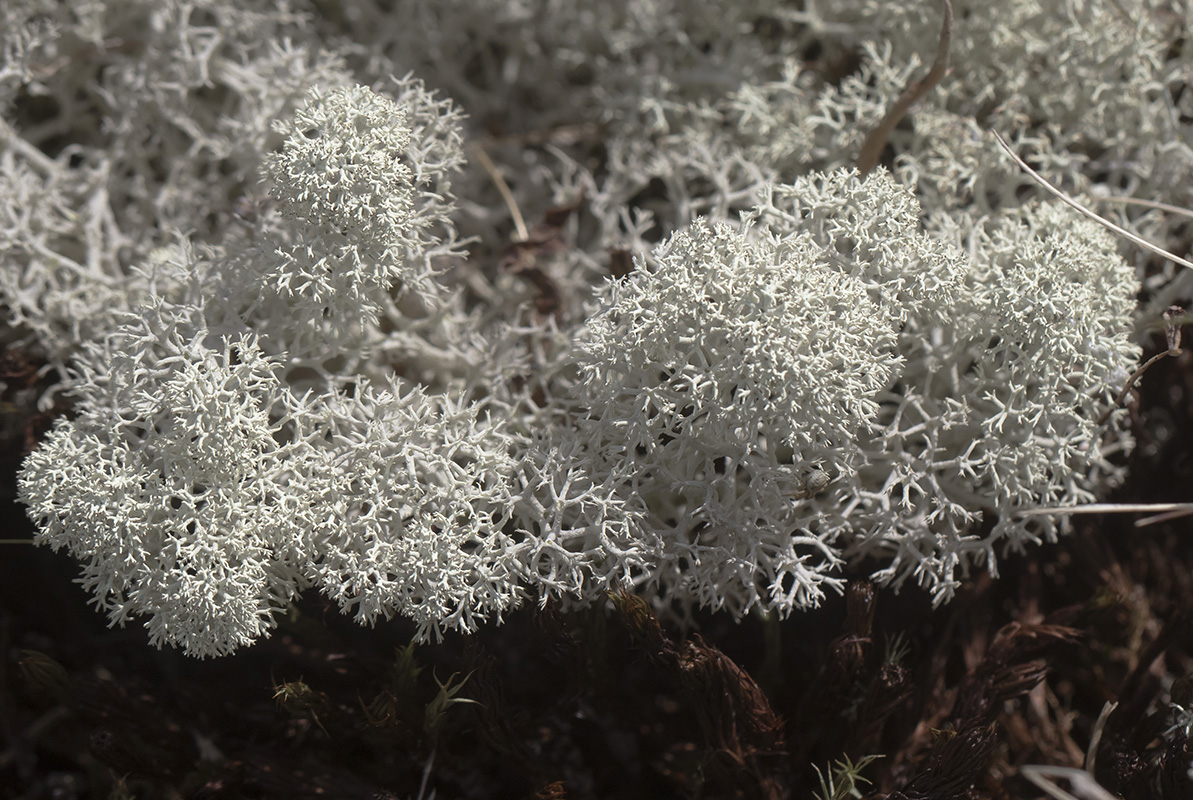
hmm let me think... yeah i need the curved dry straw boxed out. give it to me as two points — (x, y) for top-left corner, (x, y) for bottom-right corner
(995, 132), (1193, 526)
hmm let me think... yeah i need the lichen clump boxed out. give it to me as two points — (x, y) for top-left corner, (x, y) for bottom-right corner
(6, 0), (1162, 657)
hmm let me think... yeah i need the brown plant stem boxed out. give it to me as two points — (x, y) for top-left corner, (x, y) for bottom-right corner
(856, 0), (953, 174)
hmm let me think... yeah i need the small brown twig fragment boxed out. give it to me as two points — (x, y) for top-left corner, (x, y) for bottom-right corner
(1096, 305), (1186, 426)
(856, 0), (953, 174)
(498, 194), (584, 320)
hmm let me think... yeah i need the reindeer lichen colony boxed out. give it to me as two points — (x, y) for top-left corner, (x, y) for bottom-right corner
(7, 0), (1186, 657)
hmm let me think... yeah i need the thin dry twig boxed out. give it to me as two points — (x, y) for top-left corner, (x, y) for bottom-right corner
(856, 0), (953, 174)
(1092, 193), (1193, 222)
(1019, 765), (1120, 800)
(992, 131), (1193, 272)
(468, 141), (529, 242)
(1085, 701), (1117, 774)
(1134, 506), (1193, 526)
(1095, 305), (1186, 426)
(996, 139), (1193, 527)
(1017, 503), (1193, 525)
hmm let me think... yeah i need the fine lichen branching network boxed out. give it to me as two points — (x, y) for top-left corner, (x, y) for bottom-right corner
(5, 0), (1186, 659)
